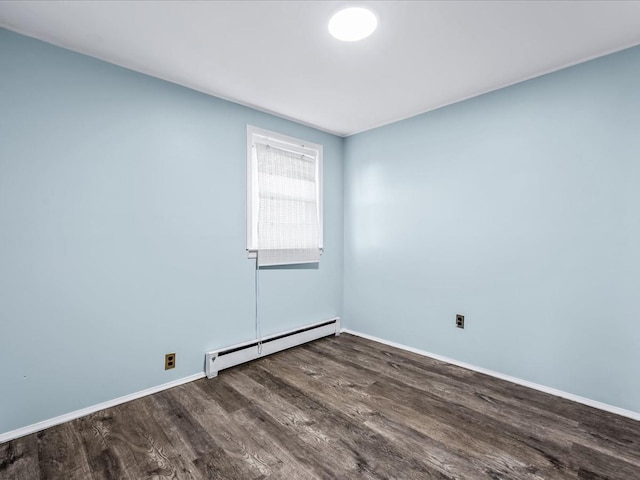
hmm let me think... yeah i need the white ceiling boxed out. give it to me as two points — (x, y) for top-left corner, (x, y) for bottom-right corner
(2, 1), (640, 136)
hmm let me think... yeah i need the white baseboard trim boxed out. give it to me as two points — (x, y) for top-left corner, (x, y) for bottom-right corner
(0, 372), (206, 444)
(341, 328), (640, 422)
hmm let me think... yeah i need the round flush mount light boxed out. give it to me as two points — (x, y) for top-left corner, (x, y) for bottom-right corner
(328, 7), (377, 42)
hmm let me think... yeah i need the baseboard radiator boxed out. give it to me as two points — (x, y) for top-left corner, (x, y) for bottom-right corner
(205, 317), (341, 378)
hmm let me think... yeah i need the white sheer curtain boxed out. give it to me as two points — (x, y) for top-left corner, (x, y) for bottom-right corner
(255, 142), (320, 266)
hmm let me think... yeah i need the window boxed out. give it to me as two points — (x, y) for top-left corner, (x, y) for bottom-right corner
(247, 125), (323, 266)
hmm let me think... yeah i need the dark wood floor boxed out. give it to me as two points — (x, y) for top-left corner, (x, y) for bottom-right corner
(1, 334), (639, 479)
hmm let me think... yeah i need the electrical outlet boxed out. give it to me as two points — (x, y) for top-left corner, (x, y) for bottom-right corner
(165, 353), (176, 370)
(456, 314), (465, 329)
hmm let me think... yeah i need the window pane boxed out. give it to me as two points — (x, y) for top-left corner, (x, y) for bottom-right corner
(255, 142), (320, 265)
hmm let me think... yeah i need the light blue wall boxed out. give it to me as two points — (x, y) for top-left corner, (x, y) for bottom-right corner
(0, 28), (343, 434)
(344, 46), (640, 412)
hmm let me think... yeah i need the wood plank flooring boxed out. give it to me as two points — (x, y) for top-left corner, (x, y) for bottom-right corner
(1, 333), (639, 479)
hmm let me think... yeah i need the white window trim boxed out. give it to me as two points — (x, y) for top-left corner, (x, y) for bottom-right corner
(246, 125), (323, 258)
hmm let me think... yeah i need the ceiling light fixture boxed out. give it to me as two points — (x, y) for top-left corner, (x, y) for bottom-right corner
(328, 7), (377, 42)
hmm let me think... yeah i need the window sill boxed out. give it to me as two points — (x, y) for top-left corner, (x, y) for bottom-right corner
(247, 249), (324, 259)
